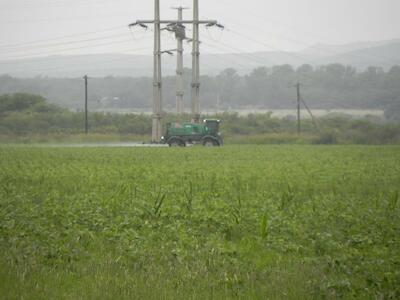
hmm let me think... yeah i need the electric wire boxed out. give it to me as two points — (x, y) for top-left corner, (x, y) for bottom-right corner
(0, 33), (133, 54)
(186, 26), (267, 69)
(0, 39), (136, 62)
(201, 32), (275, 67)
(0, 28), (155, 62)
(0, 13), (134, 25)
(213, 0), (400, 66)
(5, 46), (154, 74)
(1, 0), (117, 10)
(162, 29), (244, 73)
(0, 26), (126, 49)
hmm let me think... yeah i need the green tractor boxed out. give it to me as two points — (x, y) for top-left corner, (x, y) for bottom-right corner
(161, 119), (223, 147)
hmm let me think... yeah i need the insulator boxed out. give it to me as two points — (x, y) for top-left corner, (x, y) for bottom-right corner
(175, 26), (186, 40)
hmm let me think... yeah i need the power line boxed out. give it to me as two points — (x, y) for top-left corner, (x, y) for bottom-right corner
(0, 13), (133, 25)
(235, 20), (400, 65)
(201, 31), (280, 67)
(0, 26), (126, 48)
(201, 40), (266, 69)
(0, 46), (153, 73)
(0, 33), (133, 54)
(205, 12), (335, 55)
(1, 0), (126, 10)
(200, 15), (317, 65)
(0, 39), (137, 62)
(186, 27), (258, 71)
(172, 27), (299, 72)
(224, 27), (316, 65)
(163, 28), (250, 72)
(211, 1), (400, 66)
(215, 0), (328, 43)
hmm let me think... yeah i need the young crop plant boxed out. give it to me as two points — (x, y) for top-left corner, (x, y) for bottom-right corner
(0, 145), (399, 299)
(260, 212), (269, 239)
(183, 181), (194, 214)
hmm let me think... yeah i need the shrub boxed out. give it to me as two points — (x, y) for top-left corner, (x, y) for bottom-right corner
(313, 131), (338, 144)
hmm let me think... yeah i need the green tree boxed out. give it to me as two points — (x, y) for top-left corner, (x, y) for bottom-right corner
(0, 93), (47, 113)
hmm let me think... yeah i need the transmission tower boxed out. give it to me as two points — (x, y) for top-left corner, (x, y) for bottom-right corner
(129, 0), (222, 142)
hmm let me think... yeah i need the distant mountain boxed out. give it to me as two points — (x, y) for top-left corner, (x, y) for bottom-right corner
(0, 39), (399, 78)
(317, 42), (400, 69)
(0, 54), (155, 78)
(300, 39), (400, 58)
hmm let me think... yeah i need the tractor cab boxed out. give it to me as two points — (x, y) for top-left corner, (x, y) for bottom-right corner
(204, 119), (221, 135)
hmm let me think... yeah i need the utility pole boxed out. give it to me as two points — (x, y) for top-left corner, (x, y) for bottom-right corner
(129, 0), (222, 141)
(299, 89), (320, 132)
(152, 0), (163, 143)
(295, 82), (320, 134)
(84, 75), (89, 134)
(191, 0), (200, 123)
(190, 0), (223, 122)
(296, 82), (301, 135)
(172, 7), (188, 114)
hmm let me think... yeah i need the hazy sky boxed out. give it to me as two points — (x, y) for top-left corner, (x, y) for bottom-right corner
(0, 0), (399, 61)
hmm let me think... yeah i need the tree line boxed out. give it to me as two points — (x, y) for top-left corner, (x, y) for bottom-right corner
(0, 63), (399, 119)
(1, 93), (399, 145)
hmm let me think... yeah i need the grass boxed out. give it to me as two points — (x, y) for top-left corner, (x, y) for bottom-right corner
(0, 145), (399, 299)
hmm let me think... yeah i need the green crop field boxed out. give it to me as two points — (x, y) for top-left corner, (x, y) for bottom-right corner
(0, 145), (399, 299)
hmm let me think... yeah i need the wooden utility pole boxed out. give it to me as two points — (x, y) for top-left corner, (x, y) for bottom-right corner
(84, 75), (88, 134)
(296, 82), (301, 135)
(300, 92), (320, 132)
(295, 82), (320, 133)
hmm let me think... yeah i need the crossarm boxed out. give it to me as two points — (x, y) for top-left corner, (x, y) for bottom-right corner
(130, 20), (217, 25)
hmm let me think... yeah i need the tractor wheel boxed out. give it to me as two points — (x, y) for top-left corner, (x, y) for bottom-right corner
(203, 139), (219, 147)
(168, 138), (185, 147)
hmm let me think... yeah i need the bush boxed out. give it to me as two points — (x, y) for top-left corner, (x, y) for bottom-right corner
(0, 93), (48, 113)
(313, 131), (338, 144)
